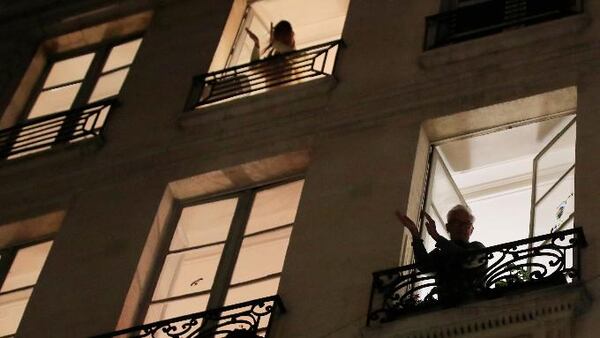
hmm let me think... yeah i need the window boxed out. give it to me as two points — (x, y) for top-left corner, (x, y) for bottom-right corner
(225, 0), (349, 68)
(3, 36), (143, 159)
(26, 37), (142, 119)
(192, 0), (349, 107)
(0, 240), (53, 337)
(145, 179), (304, 324)
(421, 115), (575, 249)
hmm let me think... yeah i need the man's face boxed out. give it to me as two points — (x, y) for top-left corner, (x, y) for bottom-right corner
(446, 209), (474, 241)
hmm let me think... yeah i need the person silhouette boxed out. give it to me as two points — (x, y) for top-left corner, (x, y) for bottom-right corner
(246, 20), (296, 61)
(396, 205), (486, 306)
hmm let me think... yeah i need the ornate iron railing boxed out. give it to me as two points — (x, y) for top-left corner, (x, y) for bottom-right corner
(0, 97), (117, 160)
(91, 295), (285, 338)
(187, 40), (343, 108)
(367, 227), (586, 325)
(424, 0), (582, 50)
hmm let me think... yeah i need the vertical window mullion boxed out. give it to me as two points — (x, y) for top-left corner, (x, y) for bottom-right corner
(205, 190), (255, 311)
(71, 46), (111, 108)
(56, 46), (110, 143)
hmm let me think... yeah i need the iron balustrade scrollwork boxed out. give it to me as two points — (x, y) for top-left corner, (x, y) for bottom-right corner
(187, 40), (343, 108)
(367, 227), (586, 325)
(0, 97), (117, 160)
(91, 295), (285, 338)
(424, 0), (582, 50)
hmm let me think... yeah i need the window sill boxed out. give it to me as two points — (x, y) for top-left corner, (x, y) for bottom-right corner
(0, 138), (103, 172)
(178, 76), (337, 129)
(362, 283), (589, 338)
(419, 13), (591, 69)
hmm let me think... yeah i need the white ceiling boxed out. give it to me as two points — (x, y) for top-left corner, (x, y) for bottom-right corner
(438, 115), (575, 197)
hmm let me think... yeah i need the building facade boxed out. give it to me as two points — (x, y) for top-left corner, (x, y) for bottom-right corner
(0, 0), (598, 337)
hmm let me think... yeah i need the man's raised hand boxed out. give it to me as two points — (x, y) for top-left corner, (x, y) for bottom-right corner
(395, 211), (419, 237)
(422, 211), (442, 242)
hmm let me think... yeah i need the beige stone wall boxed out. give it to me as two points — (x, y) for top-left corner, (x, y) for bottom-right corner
(0, 0), (598, 337)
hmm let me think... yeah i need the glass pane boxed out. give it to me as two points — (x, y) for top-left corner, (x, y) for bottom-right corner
(245, 180), (304, 235)
(423, 204), (445, 252)
(423, 150), (463, 250)
(44, 53), (94, 88)
(224, 277), (279, 306)
(170, 198), (238, 251)
(88, 68), (129, 102)
(28, 83), (81, 119)
(535, 121), (576, 201)
(1, 241), (52, 293)
(230, 227), (291, 284)
(428, 151), (465, 221)
(103, 39), (142, 71)
(153, 244), (225, 300)
(533, 168), (574, 237)
(0, 288), (33, 337)
(145, 293), (209, 323)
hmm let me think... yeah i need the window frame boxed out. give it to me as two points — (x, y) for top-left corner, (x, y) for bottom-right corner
(17, 33), (144, 124)
(138, 175), (304, 325)
(0, 236), (54, 338)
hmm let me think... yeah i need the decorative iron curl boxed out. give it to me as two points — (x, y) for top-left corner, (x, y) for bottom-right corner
(91, 295), (284, 338)
(367, 228), (586, 325)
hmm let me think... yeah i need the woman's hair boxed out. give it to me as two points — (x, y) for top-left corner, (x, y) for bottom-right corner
(272, 20), (294, 46)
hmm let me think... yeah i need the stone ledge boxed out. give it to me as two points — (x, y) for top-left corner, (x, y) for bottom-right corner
(419, 14), (591, 69)
(0, 138), (103, 174)
(177, 76), (337, 130)
(362, 284), (590, 338)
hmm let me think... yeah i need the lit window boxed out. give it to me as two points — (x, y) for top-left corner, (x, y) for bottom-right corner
(0, 241), (53, 337)
(225, 0), (349, 67)
(3, 37), (142, 159)
(422, 115), (575, 248)
(28, 38), (142, 119)
(146, 179), (304, 325)
(193, 0), (349, 107)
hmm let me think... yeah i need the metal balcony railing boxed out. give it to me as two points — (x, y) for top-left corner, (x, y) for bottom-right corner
(91, 295), (285, 338)
(424, 0), (582, 50)
(0, 98), (117, 160)
(367, 228), (586, 325)
(187, 40), (343, 108)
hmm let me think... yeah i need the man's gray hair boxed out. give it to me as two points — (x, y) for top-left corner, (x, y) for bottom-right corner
(447, 204), (475, 224)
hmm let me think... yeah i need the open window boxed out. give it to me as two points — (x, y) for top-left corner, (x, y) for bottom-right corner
(367, 115), (580, 324)
(422, 114), (575, 246)
(189, 0), (349, 108)
(225, 0), (349, 67)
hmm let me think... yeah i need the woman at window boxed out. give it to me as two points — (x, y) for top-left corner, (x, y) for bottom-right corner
(246, 20), (297, 90)
(246, 20), (296, 61)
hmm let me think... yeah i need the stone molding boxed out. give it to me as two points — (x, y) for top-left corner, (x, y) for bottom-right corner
(362, 284), (590, 338)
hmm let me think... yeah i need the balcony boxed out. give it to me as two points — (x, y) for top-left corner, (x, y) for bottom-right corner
(367, 227), (586, 325)
(424, 0), (582, 50)
(0, 98), (116, 160)
(91, 295), (285, 338)
(185, 40), (342, 109)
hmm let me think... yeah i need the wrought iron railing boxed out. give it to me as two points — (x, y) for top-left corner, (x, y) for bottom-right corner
(91, 295), (285, 338)
(367, 227), (586, 325)
(187, 40), (343, 108)
(424, 0), (582, 50)
(0, 98), (116, 160)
